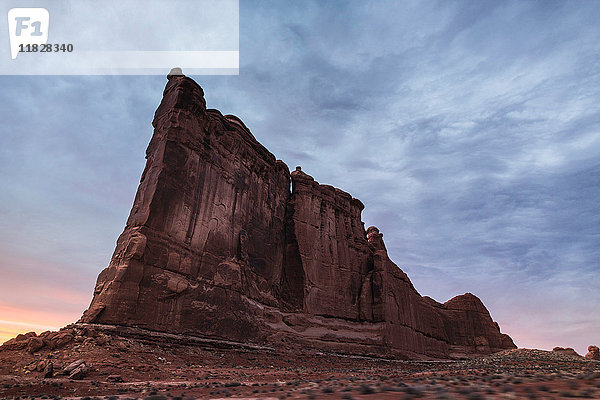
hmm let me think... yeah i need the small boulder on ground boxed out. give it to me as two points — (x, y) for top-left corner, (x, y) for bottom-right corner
(61, 356), (89, 380)
(35, 359), (48, 372)
(107, 374), (124, 382)
(69, 361), (88, 379)
(69, 364), (87, 379)
(44, 361), (54, 378)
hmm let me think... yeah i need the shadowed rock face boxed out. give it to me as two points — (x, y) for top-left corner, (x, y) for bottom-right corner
(81, 74), (516, 358)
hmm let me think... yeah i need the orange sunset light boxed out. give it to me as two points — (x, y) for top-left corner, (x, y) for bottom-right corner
(0, 304), (82, 345)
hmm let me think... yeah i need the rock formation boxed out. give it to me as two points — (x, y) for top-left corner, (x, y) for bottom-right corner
(585, 345), (600, 360)
(80, 73), (516, 358)
(1, 329), (75, 353)
(552, 347), (581, 357)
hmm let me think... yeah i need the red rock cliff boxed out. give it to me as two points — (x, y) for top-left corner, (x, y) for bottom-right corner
(81, 73), (515, 358)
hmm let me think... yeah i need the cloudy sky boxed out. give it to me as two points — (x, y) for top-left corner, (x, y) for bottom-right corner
(1, 1), (599, 355)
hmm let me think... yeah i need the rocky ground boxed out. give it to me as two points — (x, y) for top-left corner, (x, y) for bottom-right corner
(1, 325), (599, 399)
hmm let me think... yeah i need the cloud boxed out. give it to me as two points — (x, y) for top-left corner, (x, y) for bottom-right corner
(0, 0), (599, 355)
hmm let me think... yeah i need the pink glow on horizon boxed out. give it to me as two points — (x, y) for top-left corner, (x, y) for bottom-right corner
(0, 303), (82, 345)
(499, 320), (594, 357)
(0, 252), (94, 345)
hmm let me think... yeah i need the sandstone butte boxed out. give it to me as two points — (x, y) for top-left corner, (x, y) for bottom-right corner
(79, 72), (516, 359)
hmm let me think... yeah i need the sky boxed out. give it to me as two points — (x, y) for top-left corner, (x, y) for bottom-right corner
(1, 0), (599, 355)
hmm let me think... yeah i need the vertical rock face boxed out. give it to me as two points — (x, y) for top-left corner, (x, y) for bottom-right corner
(82, 75), (289, 341)
(81, 74), (516, 358)
(286, 167), (372, 320)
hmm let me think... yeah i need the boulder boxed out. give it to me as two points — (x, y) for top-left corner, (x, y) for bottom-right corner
(43, 361), (54, 378)
(585, 345), (600, 360)
(52, 331), (74, 348)
(63, 359), (86, 375)
(107, 374), (124, 382)
(552, 347), (581, 357)
(26, 337), (44, 354)
(68, 363), (87, 380)
(40, 329), (74, 349)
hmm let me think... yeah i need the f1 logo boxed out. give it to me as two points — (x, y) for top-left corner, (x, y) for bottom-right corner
(7, 8), (49, 59)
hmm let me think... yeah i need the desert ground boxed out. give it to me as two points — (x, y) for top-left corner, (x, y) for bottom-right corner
(0, 325), (599, 400)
